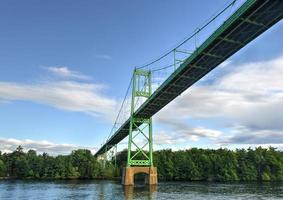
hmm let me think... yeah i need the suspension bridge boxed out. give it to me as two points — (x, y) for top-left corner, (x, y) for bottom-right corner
(94, 0), (283, 185)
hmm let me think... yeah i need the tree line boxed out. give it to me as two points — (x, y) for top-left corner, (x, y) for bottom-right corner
(154, 147), (283, 181)
(0, 146), (116, 179)
(0, 146), (282, 181)
(116, 147), (283, 181)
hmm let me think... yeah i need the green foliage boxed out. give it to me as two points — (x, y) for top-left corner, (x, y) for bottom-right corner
(0, 146), (117, 180)
(0, 159), (6, 176)
(112, 147), (283, 182)
(0, 146), (282, 182)
(150, 147), (282, 181)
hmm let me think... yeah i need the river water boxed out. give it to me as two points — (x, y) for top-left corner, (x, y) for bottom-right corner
(0, 180), (282, 200)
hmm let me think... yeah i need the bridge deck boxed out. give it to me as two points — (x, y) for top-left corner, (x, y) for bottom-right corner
(95, 0), (283, 156)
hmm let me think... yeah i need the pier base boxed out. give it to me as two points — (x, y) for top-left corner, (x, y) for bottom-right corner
(122, 167), (158, 185)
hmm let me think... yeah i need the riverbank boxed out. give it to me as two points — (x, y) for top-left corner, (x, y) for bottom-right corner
(0, 176), (120, 181)
(1, 176), (282, 183)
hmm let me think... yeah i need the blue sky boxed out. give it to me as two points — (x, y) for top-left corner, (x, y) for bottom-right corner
(0, 0), (283, 154)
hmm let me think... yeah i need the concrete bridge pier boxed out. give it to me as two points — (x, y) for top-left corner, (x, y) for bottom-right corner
(122, 167), (158, 185)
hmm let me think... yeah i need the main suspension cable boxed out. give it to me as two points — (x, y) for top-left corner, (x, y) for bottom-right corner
(137, 0), (237, 71)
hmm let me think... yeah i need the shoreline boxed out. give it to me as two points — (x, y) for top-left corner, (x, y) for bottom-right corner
(1, 177), (282, 183)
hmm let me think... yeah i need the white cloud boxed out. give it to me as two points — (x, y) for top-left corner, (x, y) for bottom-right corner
(0, 137), (97, 155)
(0, 65), (120, 121)
(46, 66), (91, 80)
(191, 127), (222, 138)
(0, 81), (117, 120)
(155, 56), (283, 146)
(219, 127), (283, 145)
(216, 58), (283, 92)
(154, 130), (185, 145)
(154, 127), (222, 145)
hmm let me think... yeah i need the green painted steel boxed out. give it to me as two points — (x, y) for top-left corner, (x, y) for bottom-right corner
(127, 69), (153, 166)
(95, 0), (283, 157)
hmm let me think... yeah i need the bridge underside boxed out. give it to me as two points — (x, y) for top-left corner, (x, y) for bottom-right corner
(95, 0), (283, 157)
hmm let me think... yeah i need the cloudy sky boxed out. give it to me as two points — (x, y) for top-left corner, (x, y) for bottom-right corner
(0, 0), (283, 155)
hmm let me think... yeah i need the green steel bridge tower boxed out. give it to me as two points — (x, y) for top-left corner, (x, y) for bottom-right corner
(127, 69), (153, 167)
(122, 69), (158, 185)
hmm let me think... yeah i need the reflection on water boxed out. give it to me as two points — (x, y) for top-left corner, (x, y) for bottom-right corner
(123, 185), (157, 200)
(0, 180), (282, 200)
